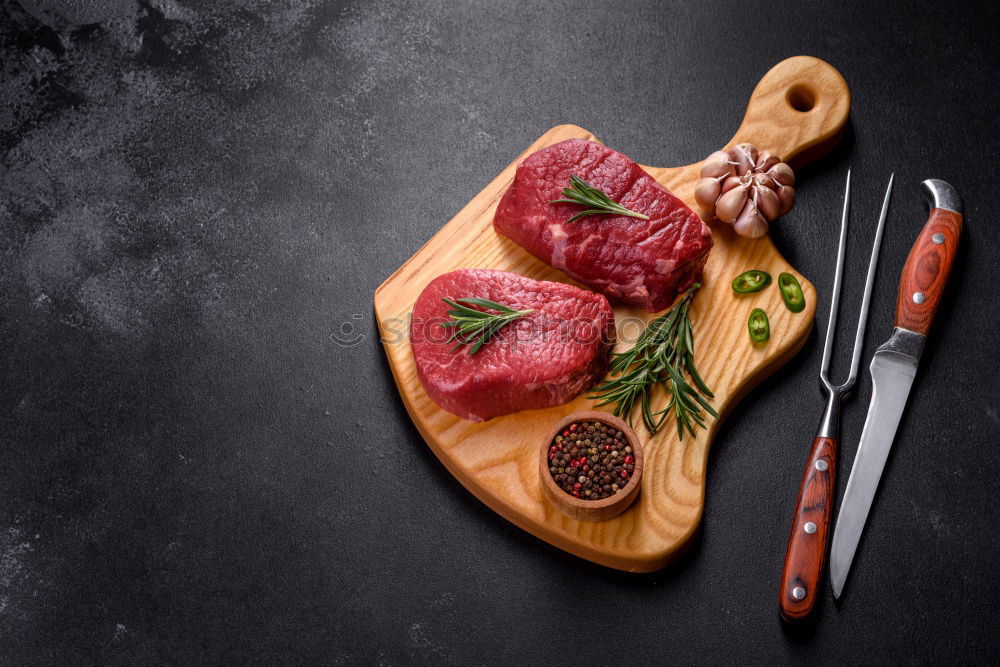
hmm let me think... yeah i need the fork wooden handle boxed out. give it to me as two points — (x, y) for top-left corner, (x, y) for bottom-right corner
(779, 435), (837, 622)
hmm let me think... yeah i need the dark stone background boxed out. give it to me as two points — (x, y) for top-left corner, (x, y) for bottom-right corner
(1, 0), (997, 663)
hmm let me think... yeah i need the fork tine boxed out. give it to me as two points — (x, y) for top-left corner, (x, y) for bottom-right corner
(820, 168), (852, 387)
(844, 173), (894, 385)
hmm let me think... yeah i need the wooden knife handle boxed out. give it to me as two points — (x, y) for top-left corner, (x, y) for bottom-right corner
(779, 436), (837, 622)
(894, 207), (963, 335)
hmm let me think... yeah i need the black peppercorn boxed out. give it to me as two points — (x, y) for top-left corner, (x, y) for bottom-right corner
(548, 418), (634, 500)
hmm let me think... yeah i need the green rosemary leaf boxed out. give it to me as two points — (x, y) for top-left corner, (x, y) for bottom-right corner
(438, 297), (533, 356)
(587, 284), (715, 439)
(685, 354), (714, 398)
(550, 174), (650, 223)
(452, 297), (522, 314)
(565, 209), (611, 224)
(692, 391), (719, 419)
(442, 299), (499, 320)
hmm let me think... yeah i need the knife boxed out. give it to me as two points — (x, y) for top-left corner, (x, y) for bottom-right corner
(829, 179), (963, 599)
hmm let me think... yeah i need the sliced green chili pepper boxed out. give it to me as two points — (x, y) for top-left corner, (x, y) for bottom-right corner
(748, 308), (770, 343)
(778, 272), (806, 313)
(731, 270), (772, 294)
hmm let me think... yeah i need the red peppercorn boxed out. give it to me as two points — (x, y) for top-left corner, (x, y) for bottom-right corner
(550, 419), (639, 501)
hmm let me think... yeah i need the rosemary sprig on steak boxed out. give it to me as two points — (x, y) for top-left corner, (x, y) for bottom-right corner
(439, 297), (533, 355)
(589, 284), (717, 438)
(550, 174), (650, 223)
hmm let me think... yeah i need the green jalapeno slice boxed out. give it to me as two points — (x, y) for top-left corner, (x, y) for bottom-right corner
(748, 308), (770, 343)
(731, 270), (772, 294)
(778, 272), (805, 313)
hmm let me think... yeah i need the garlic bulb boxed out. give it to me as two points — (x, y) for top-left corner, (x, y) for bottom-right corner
(694, 143), (796, 238)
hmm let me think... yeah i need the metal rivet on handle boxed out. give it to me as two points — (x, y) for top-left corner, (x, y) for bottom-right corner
(804, 521), (817, 534)
(913, 292), (926, 304)
(792, 586), (806, 600)
(932, 233), (945, 244)
(815, 460), (828, 471)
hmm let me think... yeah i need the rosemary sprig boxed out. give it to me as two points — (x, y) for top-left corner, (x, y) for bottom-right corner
(550, 174), (650, 223)
(589, 284), (718, 438)
(438, 297), (533, 355)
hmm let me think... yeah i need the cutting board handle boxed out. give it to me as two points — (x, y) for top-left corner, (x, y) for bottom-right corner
(729, 56), (851, 168)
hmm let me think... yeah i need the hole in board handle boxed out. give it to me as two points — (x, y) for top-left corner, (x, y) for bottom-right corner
(786, 84), (816, 112)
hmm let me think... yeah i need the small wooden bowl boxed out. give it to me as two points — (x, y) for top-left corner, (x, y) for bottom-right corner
(539, 410), (644, 522)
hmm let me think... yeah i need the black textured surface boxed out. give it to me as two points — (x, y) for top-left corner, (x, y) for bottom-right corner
(2, 0), (998, 663)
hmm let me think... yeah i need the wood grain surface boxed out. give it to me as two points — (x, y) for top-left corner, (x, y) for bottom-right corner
(374, 56), (849, 571)
(894, 208), (963, 336)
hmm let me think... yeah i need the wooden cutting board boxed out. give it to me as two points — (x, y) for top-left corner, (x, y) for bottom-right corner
(374, 56), (850, 571)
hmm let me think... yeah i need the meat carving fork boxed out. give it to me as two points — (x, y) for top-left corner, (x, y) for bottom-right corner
(778, 170), (893, 622)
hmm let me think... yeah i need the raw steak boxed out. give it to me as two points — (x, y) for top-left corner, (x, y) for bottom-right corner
(410, 269), (615, 421)
(494, 139), (713, 312)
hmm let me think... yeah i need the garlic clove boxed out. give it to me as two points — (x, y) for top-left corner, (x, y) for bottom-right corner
(729, 144), (754, 176)
(695, 177), (723, 210)
(756, 185), (781, 221)
(715, 184), (748, 223)
(736, 143), (759, 163)
(730, 143), (758, 174)
(699, 150), (732, 179)
(768, 162), (795, 186)
(721, 175), (742, 194)
(777, 184), (796, 215)
(700, 160), (734, 179)
(707, 149), (731, 163)
(756, 151), (780, 172)
(733, 201), (769, 238)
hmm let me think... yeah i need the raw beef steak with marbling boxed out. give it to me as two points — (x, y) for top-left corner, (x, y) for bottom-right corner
(494, 139), (713, 312)
(410, 269), (614, 421)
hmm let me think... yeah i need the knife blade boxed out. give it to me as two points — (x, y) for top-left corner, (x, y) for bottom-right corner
(830, 179), (963, 599)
